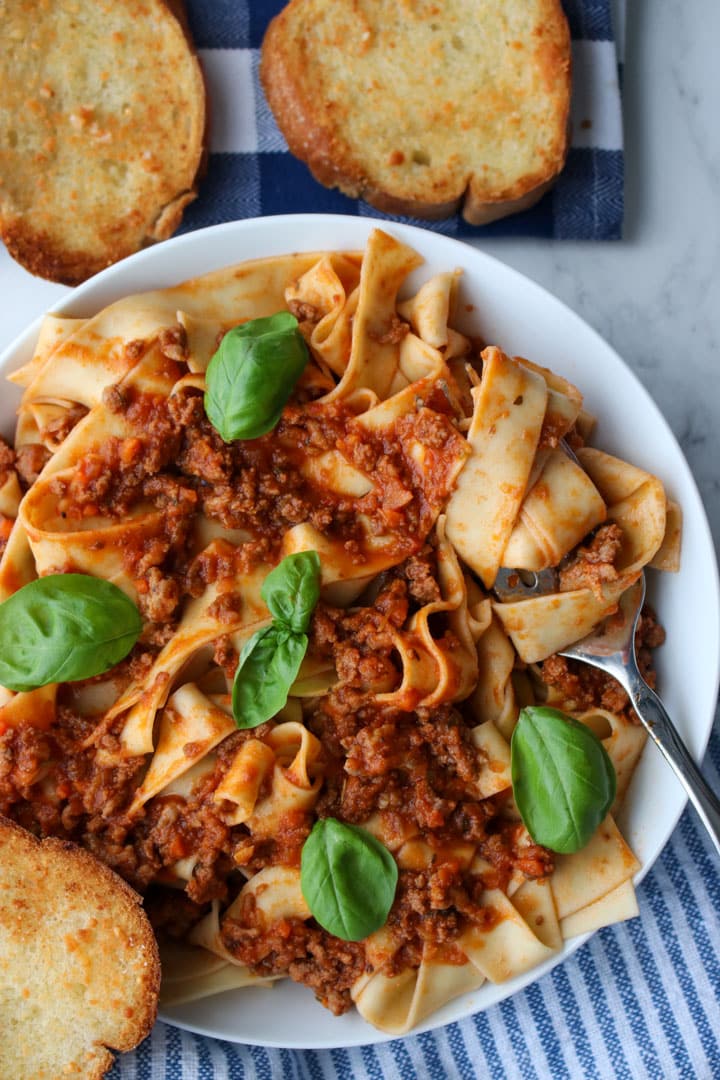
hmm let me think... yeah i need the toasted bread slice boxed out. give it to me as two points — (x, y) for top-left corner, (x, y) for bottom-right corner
(0, 817), (160, 1080)
(261, 0), (571, 224)
(0, 0), (207, 284)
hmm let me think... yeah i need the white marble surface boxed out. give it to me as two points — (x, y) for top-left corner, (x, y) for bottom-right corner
(0, 0), (718, 561)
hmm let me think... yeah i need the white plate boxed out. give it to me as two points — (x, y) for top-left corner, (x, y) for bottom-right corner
(1, 215), (718, 1049)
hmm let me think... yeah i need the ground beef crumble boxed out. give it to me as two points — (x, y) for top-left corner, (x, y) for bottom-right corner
(0, 356), (669, 1018)
(0, 436), (15, 475)
(540, 603), (666, 720)
(559, 523), (624, 596)
(15, 443), (51, 487)
(222, 895), (366, 1014)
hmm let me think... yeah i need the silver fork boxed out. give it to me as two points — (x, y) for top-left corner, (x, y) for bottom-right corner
(494, 569), (720, 856)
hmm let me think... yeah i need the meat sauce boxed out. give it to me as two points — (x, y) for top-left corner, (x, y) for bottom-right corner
(0, 551), (572, 1013)
(0, 382), (664, 1015)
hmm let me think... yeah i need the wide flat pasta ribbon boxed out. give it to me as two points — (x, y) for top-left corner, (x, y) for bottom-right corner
(551, 814), (640, 921)
(19, 343), (186, 600)
(352, 945), (484, 1036)
(492, 449), (669, 662)
(493, 586), (623, 665)
(22, 468), (166, 600)
(213, 721), (324, 833)
(0, 518), (35, 602)
(225, 865), (311, 926)
(354, 804), (640, 1034)
(378, 518), (479, 710)
(299, 449), (374, 499)
(397, 270), (461, 349)
(279, 522), (399, 607)
(0, 469), (22, 519)
(0, 684), (56, 732)
(159, 937), (277, 1007)
(456, 887), (559, 983)
(174, 248), (349, 374)
(18, 254), (332, 410)
(511, 877), (563, 951)
(514, 355), (583, 445)
(111, 548), (269, 756)
(469, 613), (518, 740)
(384, 331), (447, 398)
(445, 346), (548, 588)
(183, 900), (285, 997)
(468, 720), (513, 799)
(575, 707), (648, 813)
(127, 683), (235, 815)
(395, 839), (476, 873)
(502, 447), (607, 571)
(354, 863), (561, 1035)
(213, 740), (276, 827)
(577, 447), (667, 577)
(650, 499), (682, 571)
(8, 314), (86, 389)
(559, 879), (639, 939)
(321, 229), (423, 402)
(285, 253), (362, 378)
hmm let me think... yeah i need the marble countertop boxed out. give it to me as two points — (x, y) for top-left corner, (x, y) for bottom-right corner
(1, 3), (717, 556)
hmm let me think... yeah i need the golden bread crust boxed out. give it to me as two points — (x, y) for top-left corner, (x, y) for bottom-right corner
(0, 815), (160, 1080)
(261, 0), (571, 223)
(0, 0), (207, 284)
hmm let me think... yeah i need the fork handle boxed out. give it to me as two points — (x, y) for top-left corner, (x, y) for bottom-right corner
(623, 670), (720, 857)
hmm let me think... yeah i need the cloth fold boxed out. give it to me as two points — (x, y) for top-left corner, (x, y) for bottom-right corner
(176, 0), (625, 242)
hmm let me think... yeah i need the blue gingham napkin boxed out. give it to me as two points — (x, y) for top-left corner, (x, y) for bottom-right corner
(172, 0), (625, 243)
(109, 3), (720, 1077)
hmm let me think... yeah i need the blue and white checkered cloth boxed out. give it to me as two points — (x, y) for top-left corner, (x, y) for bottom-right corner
(173, 0), (625, 243)
(109, 2), (720, 1075)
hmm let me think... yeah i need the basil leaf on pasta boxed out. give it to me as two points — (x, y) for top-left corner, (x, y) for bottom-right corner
(261, 550), (321, 633)
(232, 552), (322, 728)
(232, 623), (308, 729)
(0, 574), (142, 692)
(511, 706), (617, 854)
(204, 312), (309, 442)
(301, 819), (398, 941)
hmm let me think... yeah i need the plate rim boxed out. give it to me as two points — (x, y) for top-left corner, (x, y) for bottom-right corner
(1, 213), (718, 1049)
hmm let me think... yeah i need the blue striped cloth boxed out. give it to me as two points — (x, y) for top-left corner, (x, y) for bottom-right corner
(171, 0), (625, 242)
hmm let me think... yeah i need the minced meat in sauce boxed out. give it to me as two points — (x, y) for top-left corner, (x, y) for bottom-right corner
(0, 376), (667, 1016)
(541, 604), (665, 720)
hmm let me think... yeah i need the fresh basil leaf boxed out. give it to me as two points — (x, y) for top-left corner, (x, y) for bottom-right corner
(511, 706), (617, 854)
(232, 553), (322, 728)
(232, 623), (308, 729)
(0, 573), (142, 692)
(301, 818), (398, 942)
(261, 551), (321, 633)
(204, 312), (309, 442)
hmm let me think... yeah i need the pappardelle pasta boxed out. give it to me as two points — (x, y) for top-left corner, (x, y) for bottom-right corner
(0, 230), (680, 1033)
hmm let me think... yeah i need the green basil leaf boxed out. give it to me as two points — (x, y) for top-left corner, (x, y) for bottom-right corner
(301, 818), (398, 941)
(204, 312), (309, 442)
(511, 706), (617, 854)
(232, 623), (308, 729)
(0, 573), (142, 692)
(261, 551), (321, 633)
